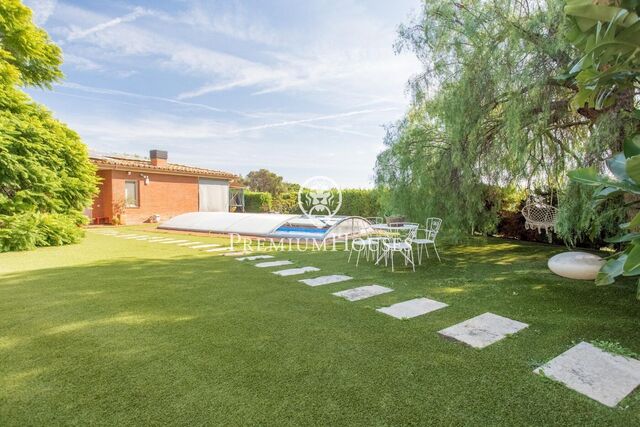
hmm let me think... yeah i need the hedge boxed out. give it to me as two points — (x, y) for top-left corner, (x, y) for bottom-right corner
(244, 191), (272, 212)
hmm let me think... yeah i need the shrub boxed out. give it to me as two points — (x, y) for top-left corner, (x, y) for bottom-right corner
(271, 191), (300, 214)
(338, 189), (382, 218)
(0, 212), (85, 252)
(244, 191), (272, 212)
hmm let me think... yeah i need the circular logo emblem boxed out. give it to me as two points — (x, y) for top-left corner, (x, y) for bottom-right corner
(298, 176), (342, 224)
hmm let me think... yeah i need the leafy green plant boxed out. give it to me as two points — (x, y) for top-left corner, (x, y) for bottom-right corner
(562, 0), (640, 110)
(569, 135), (640, 289)
(564, 1), (640, 294)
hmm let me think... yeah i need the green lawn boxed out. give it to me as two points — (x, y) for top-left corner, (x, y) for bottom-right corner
(1, 228), (639, 425)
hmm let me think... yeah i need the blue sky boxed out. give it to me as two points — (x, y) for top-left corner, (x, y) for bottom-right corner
(24, 0), (421, 187)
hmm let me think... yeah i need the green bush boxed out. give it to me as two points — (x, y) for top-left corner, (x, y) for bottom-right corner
(244, 191), (272, 212)
(271, 191), (300, 214)
(0, 212), (85, 252)
(338, 189), (382, 218)
(0, 1), (98, 251)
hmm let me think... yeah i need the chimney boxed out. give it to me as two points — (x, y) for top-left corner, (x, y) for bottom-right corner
(150, 149), (168, 167)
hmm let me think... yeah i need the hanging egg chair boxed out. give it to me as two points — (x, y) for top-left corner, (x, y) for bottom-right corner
(521, 196), (558, 237)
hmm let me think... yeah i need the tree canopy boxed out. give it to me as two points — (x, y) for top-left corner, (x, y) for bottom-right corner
(375, 0), (637, 241)
(0, 0), (98, 251)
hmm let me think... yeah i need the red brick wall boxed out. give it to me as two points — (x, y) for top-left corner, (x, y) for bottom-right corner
(91, 170), (112, 223)
(91, 170), (201, 224)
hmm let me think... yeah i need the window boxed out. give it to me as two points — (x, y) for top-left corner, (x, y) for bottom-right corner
(124, 180), (139, 207)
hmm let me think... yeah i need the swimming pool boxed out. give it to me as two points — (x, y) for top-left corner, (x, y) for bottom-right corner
(159, 212), (373, 240)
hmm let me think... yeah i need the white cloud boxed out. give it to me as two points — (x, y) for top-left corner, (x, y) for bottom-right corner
(62, 53), (102, 71)
(66, 6), (152, 42)
(56, 82), (254, 116)
(24, 0), (57, 26)
(229, 108), (397, 134)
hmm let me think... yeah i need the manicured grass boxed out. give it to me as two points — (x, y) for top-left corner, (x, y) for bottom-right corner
(1, 228), (640, 425)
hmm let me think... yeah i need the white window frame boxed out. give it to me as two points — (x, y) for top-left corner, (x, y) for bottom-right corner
(124, 180), (139, 208)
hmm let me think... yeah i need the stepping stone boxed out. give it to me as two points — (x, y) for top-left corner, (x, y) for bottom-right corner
(116, 234), (139, 238)
(147, 238), (174, 242)
(299, 275), (352, 287)
(255, 260), (293, 268)
(124, 235), (146, 239)
(190, 244), (220, 249)
(159, 239), (189, 244)
(438, 312), (528, 348)
(333, 285), (393, 301)
(236, 255), (274, 261)
(204, 247), (231, 252)
(534, 341), (640, 407)
(177, 241), (202, 246)
(133, 236), (152, 240)
(273, 267), (320, 277)
(377, 297), (447, 319)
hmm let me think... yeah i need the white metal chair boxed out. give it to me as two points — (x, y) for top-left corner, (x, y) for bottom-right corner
(412, 218), (442, 264)
(377, 224), (418, 272)
(348, 236), (382, 267)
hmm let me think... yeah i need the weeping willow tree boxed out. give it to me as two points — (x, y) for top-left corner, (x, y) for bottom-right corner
(376, 0), (632, 241)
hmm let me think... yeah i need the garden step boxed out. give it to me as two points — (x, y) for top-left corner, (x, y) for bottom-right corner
(377, 297), (447, 319)
(438, 312), (527, 348)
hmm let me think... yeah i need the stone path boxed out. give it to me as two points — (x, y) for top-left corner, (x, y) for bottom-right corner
(299, 275), (352, 287)
(438, 313), (528, 349)
(255, 260), (294, 268)
(333, 285), (393, 301)
(534, 341), (640, 407)
(273, 267), (320, 277)
(377, 297), (447, 319)
(94, 228), (640, 407)
(236, 255), (274, 261)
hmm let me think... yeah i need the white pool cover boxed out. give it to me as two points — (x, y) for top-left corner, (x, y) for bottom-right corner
(158, 212), (372, 240)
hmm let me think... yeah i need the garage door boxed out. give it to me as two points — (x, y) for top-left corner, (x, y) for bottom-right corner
(198, 178), (229, 212)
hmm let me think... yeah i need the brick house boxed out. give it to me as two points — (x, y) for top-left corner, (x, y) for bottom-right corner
(89, 149), (244, 224)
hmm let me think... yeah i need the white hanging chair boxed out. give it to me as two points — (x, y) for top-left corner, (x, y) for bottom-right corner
(522, 196), (558, 235)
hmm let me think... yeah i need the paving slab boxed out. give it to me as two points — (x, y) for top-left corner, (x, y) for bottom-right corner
(255, 260), (293, 268)
(116, 234), (139, 238)
(190, 244), (221, 249)
(299, 275), (352, 287)
(333, 285), (393, 301)
(377, 297), (447, 319)
(147, 238), (175, 243)
(534, 341), (640, 407)
(236, 255), (274, 261)
(438, 312), (528, 349)
(159, 239), (190, 244)
(273, 267), (320, 277)
(177, 241), (202, 246)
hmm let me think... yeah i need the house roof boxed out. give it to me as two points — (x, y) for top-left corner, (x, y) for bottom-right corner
(90, 153), (239, 180)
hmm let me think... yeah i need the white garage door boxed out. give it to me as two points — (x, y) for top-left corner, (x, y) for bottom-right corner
(199, 178), (229, 212)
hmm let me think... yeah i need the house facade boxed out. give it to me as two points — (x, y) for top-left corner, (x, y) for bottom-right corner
(89, 149), (243, 224)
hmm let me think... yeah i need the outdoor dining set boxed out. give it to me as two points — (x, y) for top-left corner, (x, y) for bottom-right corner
(348, 217), (443, 272)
